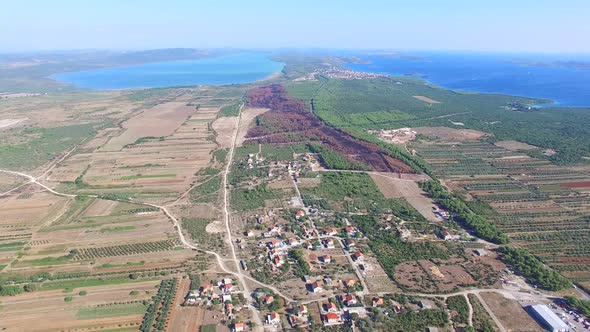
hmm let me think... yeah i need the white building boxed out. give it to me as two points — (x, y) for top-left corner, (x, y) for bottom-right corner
(529, 304), (569, 332)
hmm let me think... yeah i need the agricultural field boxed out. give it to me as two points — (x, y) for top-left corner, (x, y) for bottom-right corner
(410, 133), (590, 288)
(0, 279), (158, 331)
(2, 53), (589, 332)
(0, 85), (243, 331)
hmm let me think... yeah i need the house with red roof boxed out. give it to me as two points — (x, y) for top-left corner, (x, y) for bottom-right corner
(265, 295), (275, 305)
(233, 322), (245, 332)
(274, 256), (284, 267)
(310, 281), (322, 293)
(324, 238), (335, 248)
(266, 312), (280, 325)
(353, 251), (364, 261)
(324, 227), (337, 236)
(344, 279), (357, 288)
(372, 297), (384, 307)
(342, 294), (357, 306)
(326, 301), (338, 313)
(295, 210), (306, 219)
(324, 312), (341, 324)
(345, 226), (357, 236)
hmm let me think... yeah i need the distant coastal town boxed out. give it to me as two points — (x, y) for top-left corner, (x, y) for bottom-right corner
(294, 66), (386, 81)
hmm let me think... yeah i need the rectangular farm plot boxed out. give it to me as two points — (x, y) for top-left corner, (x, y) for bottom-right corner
(0, 280), (157, 331)
(100, 102), (196, 151)
(479, 292), (544, 332)
(0, 191), (71, 228)
(16, 205), (181, 268)
(369, 173), (439, 221)
(47, 106), (221, 204)
(412, 137), (590, 286)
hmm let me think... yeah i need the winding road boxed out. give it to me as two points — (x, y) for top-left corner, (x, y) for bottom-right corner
(2, 107), (578, 332)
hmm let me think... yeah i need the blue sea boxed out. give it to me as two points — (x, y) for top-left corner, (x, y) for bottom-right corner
(346, 52), (590, 107)
(50, 53), (284, 90)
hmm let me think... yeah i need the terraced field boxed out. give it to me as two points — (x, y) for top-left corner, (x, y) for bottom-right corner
(0, 86), (240, 331)
(411, 138), (590, 288)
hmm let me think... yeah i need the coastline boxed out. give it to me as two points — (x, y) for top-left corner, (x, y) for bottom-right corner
(48, 53), (284, 91)
(260, 67), (285, 82)
(344, 54), (590, 108)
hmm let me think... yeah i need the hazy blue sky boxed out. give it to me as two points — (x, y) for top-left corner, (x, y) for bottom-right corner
(1, 0), (589, 53)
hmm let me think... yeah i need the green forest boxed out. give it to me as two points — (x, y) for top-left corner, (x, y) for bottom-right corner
(302, 77), (590, 164)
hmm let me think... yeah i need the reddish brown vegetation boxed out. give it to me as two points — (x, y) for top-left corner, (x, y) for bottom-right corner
(246, 85), (413, 173)
(563, 181), (590, 189)
(249, 84), (306, 113)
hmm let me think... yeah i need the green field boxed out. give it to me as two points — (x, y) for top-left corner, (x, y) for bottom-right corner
(96, 261), (145, 270)
(119, 173), (176, 180)
(76, 302), (148, 319)
(40, 276), (154, 291)
(190, 176), (221, 203)
(219, 102), (241, 117)
(230, 184), (282, 211)
(200, 325), (217, 332)
(0, 122), (106, 171)
(99, 225), (136, 233)
(181, 218), (224, 250)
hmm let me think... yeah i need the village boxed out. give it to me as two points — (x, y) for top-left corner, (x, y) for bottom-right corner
(294, 66), (386, 81)
(174, 149), (582, 332)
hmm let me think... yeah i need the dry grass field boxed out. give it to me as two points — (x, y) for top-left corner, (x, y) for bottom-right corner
(413, 95), (442, 104)
(0, 280), (158, 331)
(0, 86), (243, 331)
(479, 292), (544, 332)
(370, 172), (440, 221)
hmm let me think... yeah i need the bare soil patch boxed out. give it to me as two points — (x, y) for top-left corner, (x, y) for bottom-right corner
(0, 117), (27, 129)
(414, 126), (488, 142)
(413, 95), (442, 104)
(101, 102), (195, 151)
(212, 116), (237, 148)
(494, 140), (538, 151)
(83, 199), (118, 217)
(370, 173), (438, 221)
(479, 292), (544, 332)
(395, 257), (498, 293)
(563, 181), (590, 189)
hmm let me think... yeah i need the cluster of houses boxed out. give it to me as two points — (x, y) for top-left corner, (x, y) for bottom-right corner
(184, 278), (236, 308)
(287, 160), (303, 180)
(245, 153), (264, 169)
(249, 209), (371, 273)
(320, 294), (380, 326)
(304, 66), (385, 81)
(288, 304), (309, 327)
(305, 276), (360, 294)
(264, 232), (303, 270)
